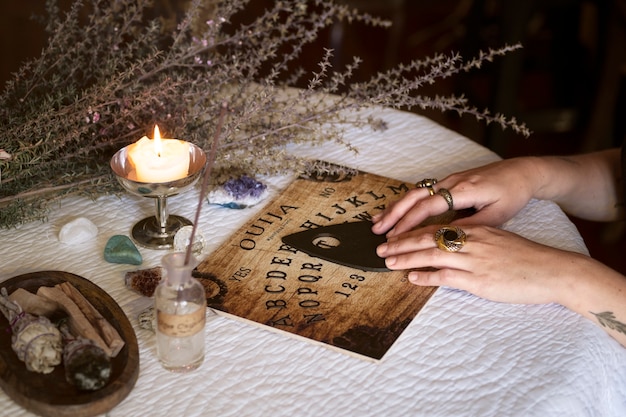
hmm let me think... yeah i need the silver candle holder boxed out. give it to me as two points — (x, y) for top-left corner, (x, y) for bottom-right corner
(110, 144), (207, 249)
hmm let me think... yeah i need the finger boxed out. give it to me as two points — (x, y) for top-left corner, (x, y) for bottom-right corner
(384, 246), (468, 271)
(382, 180), (491, 237)
(385, 195), (450, 237)
(432, 181), (488, 212)
(407, 267), (473, 289)
(376, 228), (437, 258)
(371, 188), (431, 234)
(383, 224), (478, 269)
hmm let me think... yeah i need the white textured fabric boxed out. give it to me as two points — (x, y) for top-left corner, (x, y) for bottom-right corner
(1, 107), (625, 417)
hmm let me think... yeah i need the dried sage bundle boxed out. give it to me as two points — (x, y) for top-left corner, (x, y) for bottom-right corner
(0, 288), (63, 374)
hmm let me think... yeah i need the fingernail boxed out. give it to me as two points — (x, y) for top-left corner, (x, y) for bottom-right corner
(377, 243), (387, 256)
(385, 256), (396, 267)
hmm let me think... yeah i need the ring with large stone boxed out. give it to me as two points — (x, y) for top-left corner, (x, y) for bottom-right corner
(434, 226), (467, 252)
(416, 178), (438, 196)
(436, 188), (454, 211)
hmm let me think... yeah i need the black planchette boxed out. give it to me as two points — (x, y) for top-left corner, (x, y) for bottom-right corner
(281, 221), (389, 272)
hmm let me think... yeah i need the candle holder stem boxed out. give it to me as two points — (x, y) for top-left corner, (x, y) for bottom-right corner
(156, 196), (169, 234)
(130, 195), (193, 250)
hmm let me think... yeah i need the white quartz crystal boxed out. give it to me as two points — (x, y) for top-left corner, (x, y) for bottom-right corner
(173, 225), (205, 257)
(58, 217), (98, 244)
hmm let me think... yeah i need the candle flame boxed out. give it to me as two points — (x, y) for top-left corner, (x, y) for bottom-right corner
(153, 125), (162, 157)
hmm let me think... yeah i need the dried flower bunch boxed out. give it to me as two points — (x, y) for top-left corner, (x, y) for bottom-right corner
(0, 0), (528, 228)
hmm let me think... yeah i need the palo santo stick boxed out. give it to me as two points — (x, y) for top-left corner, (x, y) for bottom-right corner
(37, 286), (112, 357)
(57, 282), (125, 357)
(8, 288), (59, 317)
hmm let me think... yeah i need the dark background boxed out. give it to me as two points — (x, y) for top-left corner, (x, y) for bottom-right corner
(1, 0), (625, 273)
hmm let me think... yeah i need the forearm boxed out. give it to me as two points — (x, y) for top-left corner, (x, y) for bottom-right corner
(527, 149), (623, 221)
(554, 254), (626, 347)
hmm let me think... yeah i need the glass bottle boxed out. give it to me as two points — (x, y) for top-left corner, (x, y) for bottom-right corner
(155, 252), (206, 372)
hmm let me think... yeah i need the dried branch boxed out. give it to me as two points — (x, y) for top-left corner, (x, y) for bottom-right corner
(0, 0), (528, 228)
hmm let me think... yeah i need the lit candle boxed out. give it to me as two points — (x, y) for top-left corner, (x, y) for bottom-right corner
(128, 126), (190, 183)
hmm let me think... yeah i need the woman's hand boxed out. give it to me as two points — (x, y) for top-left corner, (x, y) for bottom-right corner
(376, 224), (626, 347)
(372, 149), (623, 238)
(376, 224), (570, 305)
(371, 158), (539, 237)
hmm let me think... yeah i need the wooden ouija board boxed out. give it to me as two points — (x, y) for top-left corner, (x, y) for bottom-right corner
(196, 164), (454, 360)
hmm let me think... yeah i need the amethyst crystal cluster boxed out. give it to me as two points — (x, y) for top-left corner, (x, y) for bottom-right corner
(208, 175), (268, 209)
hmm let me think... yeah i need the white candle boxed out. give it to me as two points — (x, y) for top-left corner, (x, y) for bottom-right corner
(128, 126), (190, 183)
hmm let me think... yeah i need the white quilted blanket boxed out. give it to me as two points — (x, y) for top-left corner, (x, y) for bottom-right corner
(1, 107), (625, 417)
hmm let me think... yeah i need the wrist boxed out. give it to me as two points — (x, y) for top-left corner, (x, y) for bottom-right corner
(550, 252), (588, 311)
(510, 156), (548, 200)
(551, 252), (620, 315)
(522, 155), (581, 202)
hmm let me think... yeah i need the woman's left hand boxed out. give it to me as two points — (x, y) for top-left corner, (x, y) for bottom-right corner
(376, 224), (575, 306)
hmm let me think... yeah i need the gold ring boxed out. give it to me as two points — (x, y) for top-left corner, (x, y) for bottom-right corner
(434, 226), (466, 252)
(437, 188), (453, 211)
(416, 178), (438, 196)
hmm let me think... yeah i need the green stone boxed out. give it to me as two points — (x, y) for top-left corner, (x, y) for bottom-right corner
(104, 235), (142, 265)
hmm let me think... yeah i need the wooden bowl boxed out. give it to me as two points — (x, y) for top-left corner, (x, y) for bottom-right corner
(0, 271), (139, 417)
